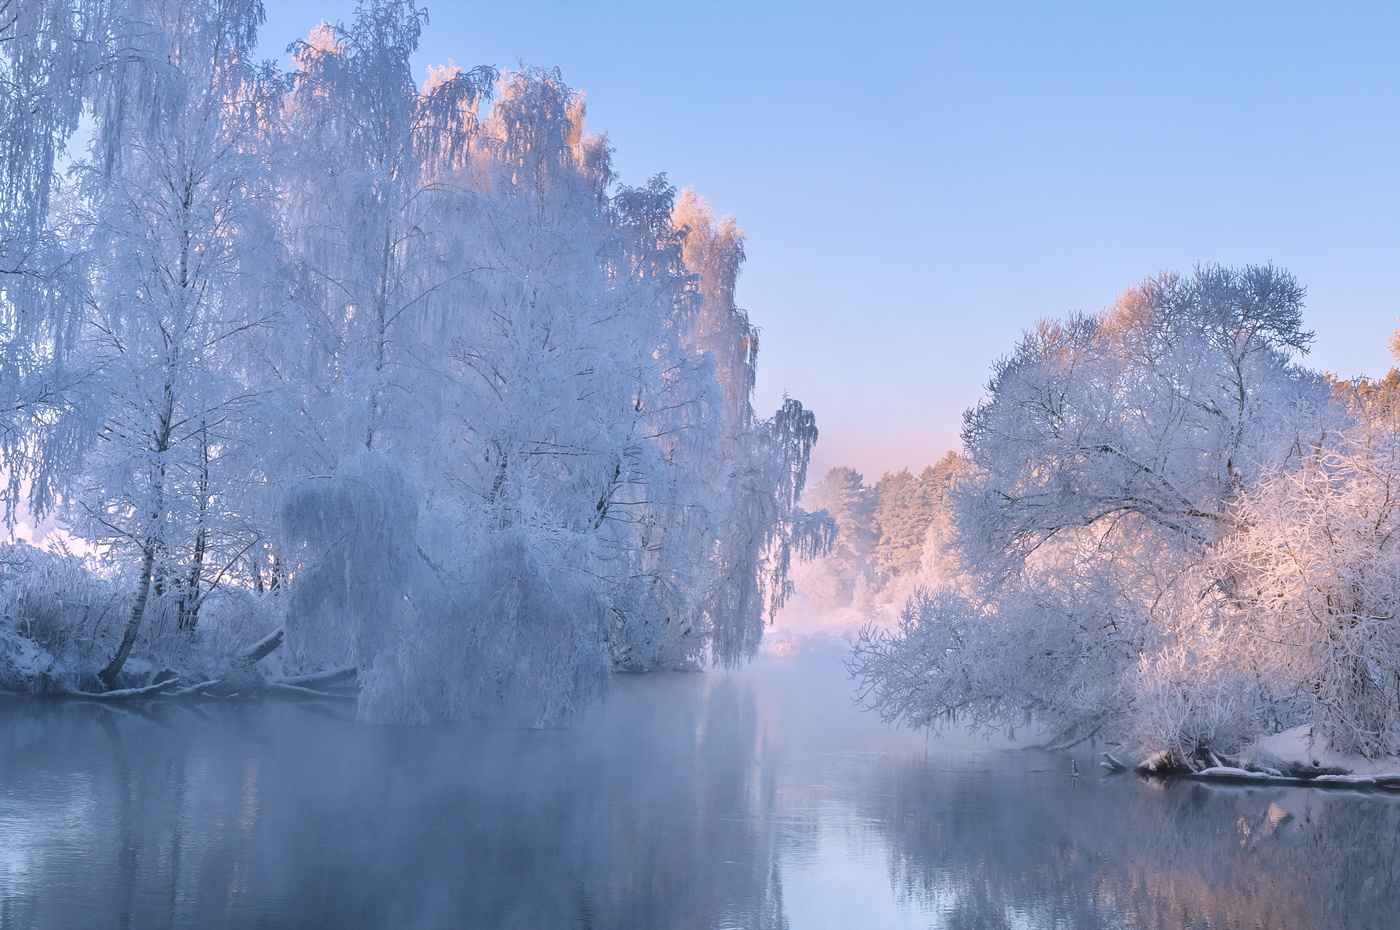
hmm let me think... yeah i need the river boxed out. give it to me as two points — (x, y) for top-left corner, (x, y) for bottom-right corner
(1, 656), (1396, 929)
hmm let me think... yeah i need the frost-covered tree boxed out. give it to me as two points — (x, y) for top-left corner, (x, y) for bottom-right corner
(268, 24), (825, 720)
(777, 453), (969, 636)
(958, 265), (1314, 580)
(671, 191), (832, 666)
(275, 1), (492, 467)
(0, 0), (95, 254)
(792, 466), (877, 613)
(385, 66), (656, 719)
(64, 0), (283, 686)
(0, 0), (127, 524)
(595, 174), (726, 670)
(874, 465), (953, 578)
(855, 265), (1326, 758)
(1222, 378), (1400, 757)
(0, 0), (826, 713)
(268, 0), (492, 683)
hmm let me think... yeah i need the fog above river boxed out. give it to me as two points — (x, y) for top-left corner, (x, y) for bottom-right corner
(1, 658), (1396, 929)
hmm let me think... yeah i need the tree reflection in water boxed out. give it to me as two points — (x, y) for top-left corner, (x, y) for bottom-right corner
(0, 671), (786, 930)
(0, 660), (1396, 929)
(864, 749), (1400, 930)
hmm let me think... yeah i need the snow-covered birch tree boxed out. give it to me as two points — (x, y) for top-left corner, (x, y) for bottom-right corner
(0, 0), (128, 524)
(66, 0), (282, 687)
(271, 1), (495, 680)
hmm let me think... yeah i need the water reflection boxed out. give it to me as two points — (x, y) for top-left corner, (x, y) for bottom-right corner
(0, 661), (1396, 929)
(859, 737), (1400, 929)
(0, 670), (789, 930)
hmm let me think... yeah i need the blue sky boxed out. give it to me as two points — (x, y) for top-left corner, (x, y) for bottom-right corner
(259, 0), (1400, 479)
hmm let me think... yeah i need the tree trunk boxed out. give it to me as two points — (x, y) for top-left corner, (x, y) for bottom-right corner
(178, 526), (207, 633)
(178, 423), (211, 633)
(238, 627), (284, 665)
(99, 544), (156, 689)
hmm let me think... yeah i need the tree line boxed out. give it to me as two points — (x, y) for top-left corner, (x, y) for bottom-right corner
(781, 454), (963, 626)
(0, 0), (828, 722)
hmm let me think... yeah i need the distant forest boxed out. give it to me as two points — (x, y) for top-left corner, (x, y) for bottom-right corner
(781, 454), (964, 625)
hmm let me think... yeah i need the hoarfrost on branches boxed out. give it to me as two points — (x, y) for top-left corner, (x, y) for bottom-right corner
(1223, 383), (1400, 757)
(0, 0), (828, 722)
(852, 266), (1400, 763)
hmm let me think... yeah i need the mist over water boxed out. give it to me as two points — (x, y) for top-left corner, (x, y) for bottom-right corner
(1, 658), (1396, 929)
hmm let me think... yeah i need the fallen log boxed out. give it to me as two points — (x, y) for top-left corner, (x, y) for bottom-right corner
(165, 679), (224, 698)
(265, 681), (357, 701)
(1196, 765), (1270, 780)
(65, 677), (182, 700)
(272, 665), (357, 690)
(19, 670), (357, 706)
(1152, 765), (1400, 793)
(1101, 752), (1128, 773)
(144, 667), (358, 702)
(238, 627), (285, 666)
(12, 635), (358, 704)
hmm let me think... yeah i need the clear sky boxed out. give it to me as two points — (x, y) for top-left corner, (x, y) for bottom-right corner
(258, 0), (1400, 481)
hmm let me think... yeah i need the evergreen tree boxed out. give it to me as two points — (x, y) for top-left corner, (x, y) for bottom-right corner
(873, 468), (937, 578)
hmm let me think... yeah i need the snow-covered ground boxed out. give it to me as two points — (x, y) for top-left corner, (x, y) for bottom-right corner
(1241, 725), (1400, 777)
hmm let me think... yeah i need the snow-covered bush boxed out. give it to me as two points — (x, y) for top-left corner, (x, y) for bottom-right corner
(0, 543), (123, 690)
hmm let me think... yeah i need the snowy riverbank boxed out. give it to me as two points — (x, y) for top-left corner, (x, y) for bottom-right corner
(1127, 725), (1400, 791)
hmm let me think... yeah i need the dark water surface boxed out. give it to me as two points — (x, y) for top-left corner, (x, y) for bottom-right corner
(1, 657), (1397, 929)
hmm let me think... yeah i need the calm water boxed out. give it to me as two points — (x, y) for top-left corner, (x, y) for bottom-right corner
(1, 657), (1397, 929)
